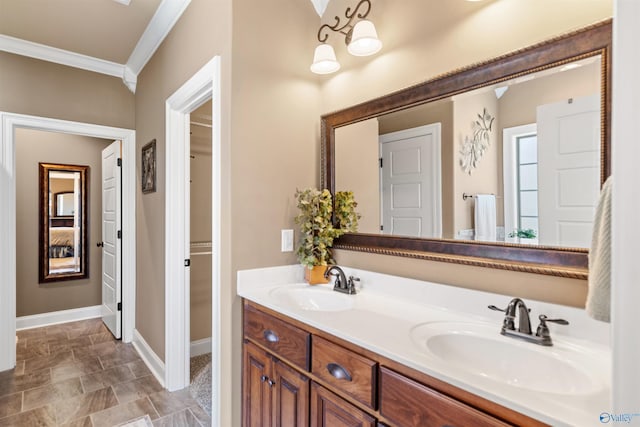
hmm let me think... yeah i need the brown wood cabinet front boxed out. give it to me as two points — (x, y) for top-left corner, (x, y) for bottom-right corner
(244, 342), (310, 427)
(245, 303), (311, 370)
(379, 367), (512, 427)
(310, 382), (376, 427)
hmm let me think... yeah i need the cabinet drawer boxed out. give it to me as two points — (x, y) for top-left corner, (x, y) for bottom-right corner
(312, 336), (377, 410)
(244, 305), (310, 371)
(380, 367), (511, 427)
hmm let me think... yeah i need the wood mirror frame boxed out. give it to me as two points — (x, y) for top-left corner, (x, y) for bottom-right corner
(39, 163), (89, 283)
(321, 20), (611, 279)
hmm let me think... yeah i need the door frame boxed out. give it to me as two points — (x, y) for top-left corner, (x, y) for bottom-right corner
(164, 56), (221, 427)
(0, 112), (136, 371)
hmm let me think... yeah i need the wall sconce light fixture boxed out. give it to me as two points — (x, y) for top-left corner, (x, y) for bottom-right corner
(310, 0), (382, 75)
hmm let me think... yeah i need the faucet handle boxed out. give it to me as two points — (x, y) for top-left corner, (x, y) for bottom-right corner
(538, 315), (569, 325)
(488, 305), (507, 313)
(346, 276), (359, 294)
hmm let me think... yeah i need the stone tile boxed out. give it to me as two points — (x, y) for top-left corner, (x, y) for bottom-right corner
(73, 342), (117, 360)
(188, 404), (211, 426)
(16, 341), (49, 361)
(99, 345), (141, 369)
(147, 389), (198, 417)
(0, 368), (51, 397)
(50, 336), (94, 355)
(89, 332), (114, 346)
(23, 377), (84, 411)
(0, 362), (24, 380)
(0, 405), (56, 427)
(13, 362), (24, 377)
(127, 360), (152, 379)
(0, 392), (22, 419)
(28, 331), (70, 347)
(90, 397), (160, 427)
(24, 350), (74, 373)
(51, 356), (103, 383)
(81, 365), (134, 393)
(16, 327), (47, 340)
(59, 416), (94, 427)
(52, 386), (118, 425)
(112, 375), (164, 404)
(67, 321), (108, 340)
(152, 409), (201, 427)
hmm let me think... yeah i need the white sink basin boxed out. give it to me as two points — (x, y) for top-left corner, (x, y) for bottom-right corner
(268, 285), (355, 312)
(410, 322), (607, 395)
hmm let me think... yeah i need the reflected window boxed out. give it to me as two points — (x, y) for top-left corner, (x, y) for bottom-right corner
(516, 134), (539, 235)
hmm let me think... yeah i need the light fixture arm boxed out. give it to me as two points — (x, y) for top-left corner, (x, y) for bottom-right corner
(317, 0), (372, 44)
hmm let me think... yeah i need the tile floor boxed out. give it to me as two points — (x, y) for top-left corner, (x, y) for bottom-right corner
(0, 319), (211, 426)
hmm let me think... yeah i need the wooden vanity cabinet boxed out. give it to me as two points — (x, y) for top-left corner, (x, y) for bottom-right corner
(243, 301), (546, 427)
(310, 382), (376, 427)
(379, 367), (511, 427)
(243, 342), (310, 427)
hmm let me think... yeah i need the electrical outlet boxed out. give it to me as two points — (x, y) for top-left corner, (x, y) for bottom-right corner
(281, 229), (294, 252)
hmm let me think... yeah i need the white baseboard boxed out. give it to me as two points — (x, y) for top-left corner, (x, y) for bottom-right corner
(190, 337), (212, 357)
(16, 305), (102, 330)
(132, 329), (166, 387)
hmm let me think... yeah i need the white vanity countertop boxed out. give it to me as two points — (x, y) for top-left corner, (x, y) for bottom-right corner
(237, 265), (611, 427)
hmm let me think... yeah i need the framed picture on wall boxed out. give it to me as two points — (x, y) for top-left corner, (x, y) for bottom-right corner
(141, 139), (156, 194)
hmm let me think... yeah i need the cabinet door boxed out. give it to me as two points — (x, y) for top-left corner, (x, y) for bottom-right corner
(273, 359), (310, 427)
(244, 343), (273, 427)
(310, 383), (376, 427)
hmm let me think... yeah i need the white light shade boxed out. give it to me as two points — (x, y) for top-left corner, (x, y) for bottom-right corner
(347, 20), (382, 57)
(310, 44), (340, 74)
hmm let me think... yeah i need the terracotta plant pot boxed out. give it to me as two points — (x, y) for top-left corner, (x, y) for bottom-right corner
(304, 265), (329, 285)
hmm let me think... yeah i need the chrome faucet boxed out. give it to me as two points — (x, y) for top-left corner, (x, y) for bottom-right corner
(489, 298), (568, 346)
(324, 266), (358, 295)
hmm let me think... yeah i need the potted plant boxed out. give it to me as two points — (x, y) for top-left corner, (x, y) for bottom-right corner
(507, 228), (538, 244)
(294, 188), (360, 284)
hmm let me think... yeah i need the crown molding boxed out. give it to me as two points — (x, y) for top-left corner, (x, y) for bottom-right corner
(125, 0), (192, 76)
(0, 0), (190, 94)
(0, 34), (125, 78)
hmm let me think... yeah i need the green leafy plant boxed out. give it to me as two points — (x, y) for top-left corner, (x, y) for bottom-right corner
(294, 188), (360, 268)
(508, 228), (537, 239)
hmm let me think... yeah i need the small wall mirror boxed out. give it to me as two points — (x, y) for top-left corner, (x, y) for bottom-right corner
(39, 163), (89, 282)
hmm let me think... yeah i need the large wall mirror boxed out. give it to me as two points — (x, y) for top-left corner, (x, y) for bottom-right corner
(322, 20), (611, 279)
(39, 163), (89, 282)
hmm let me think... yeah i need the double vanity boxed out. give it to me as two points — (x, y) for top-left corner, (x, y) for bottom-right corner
(238, 265), (610, 427)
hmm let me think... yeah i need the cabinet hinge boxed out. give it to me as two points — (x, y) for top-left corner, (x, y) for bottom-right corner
(184, 259), (191, 267)
(117, 230), (122, 239)
(117, 302), (122, 311)
(117, 158), (122, 167)
(379, 157), (383, 168)
(380, 225), (384, 231)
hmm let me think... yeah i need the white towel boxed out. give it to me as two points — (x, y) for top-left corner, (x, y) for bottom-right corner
(474, 194), (497, 242)
(586, 176), (612, 323)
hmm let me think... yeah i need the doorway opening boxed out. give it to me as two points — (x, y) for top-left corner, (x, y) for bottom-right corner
(164, 57), (221, 427)
(0, 113), (136, 371)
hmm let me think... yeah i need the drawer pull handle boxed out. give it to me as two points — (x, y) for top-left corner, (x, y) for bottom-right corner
(263, 329), (279, 343)
(327, 363), (352, 381)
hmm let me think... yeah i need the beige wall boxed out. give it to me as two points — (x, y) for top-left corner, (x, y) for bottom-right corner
(0, 52), (134, 129)
(15, 129), (110, 317)
(322, 0), (612, 309)
(453, 90), (500, 233)
(335, 119), (380, 233)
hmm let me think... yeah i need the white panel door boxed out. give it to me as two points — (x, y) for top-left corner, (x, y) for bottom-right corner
(380, 123), (442, 238)
(537, 94), (600, 247)
(101, 140), (122, 339)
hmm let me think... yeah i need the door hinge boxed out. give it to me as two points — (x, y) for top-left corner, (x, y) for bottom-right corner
(184, 259), (191, 267)
(117, 302), (122, 311)
(117, 230), (122, 239)
(380, 225), (384, 231)
(379, 157), (383, 168)
(117, 158), (122, 167)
